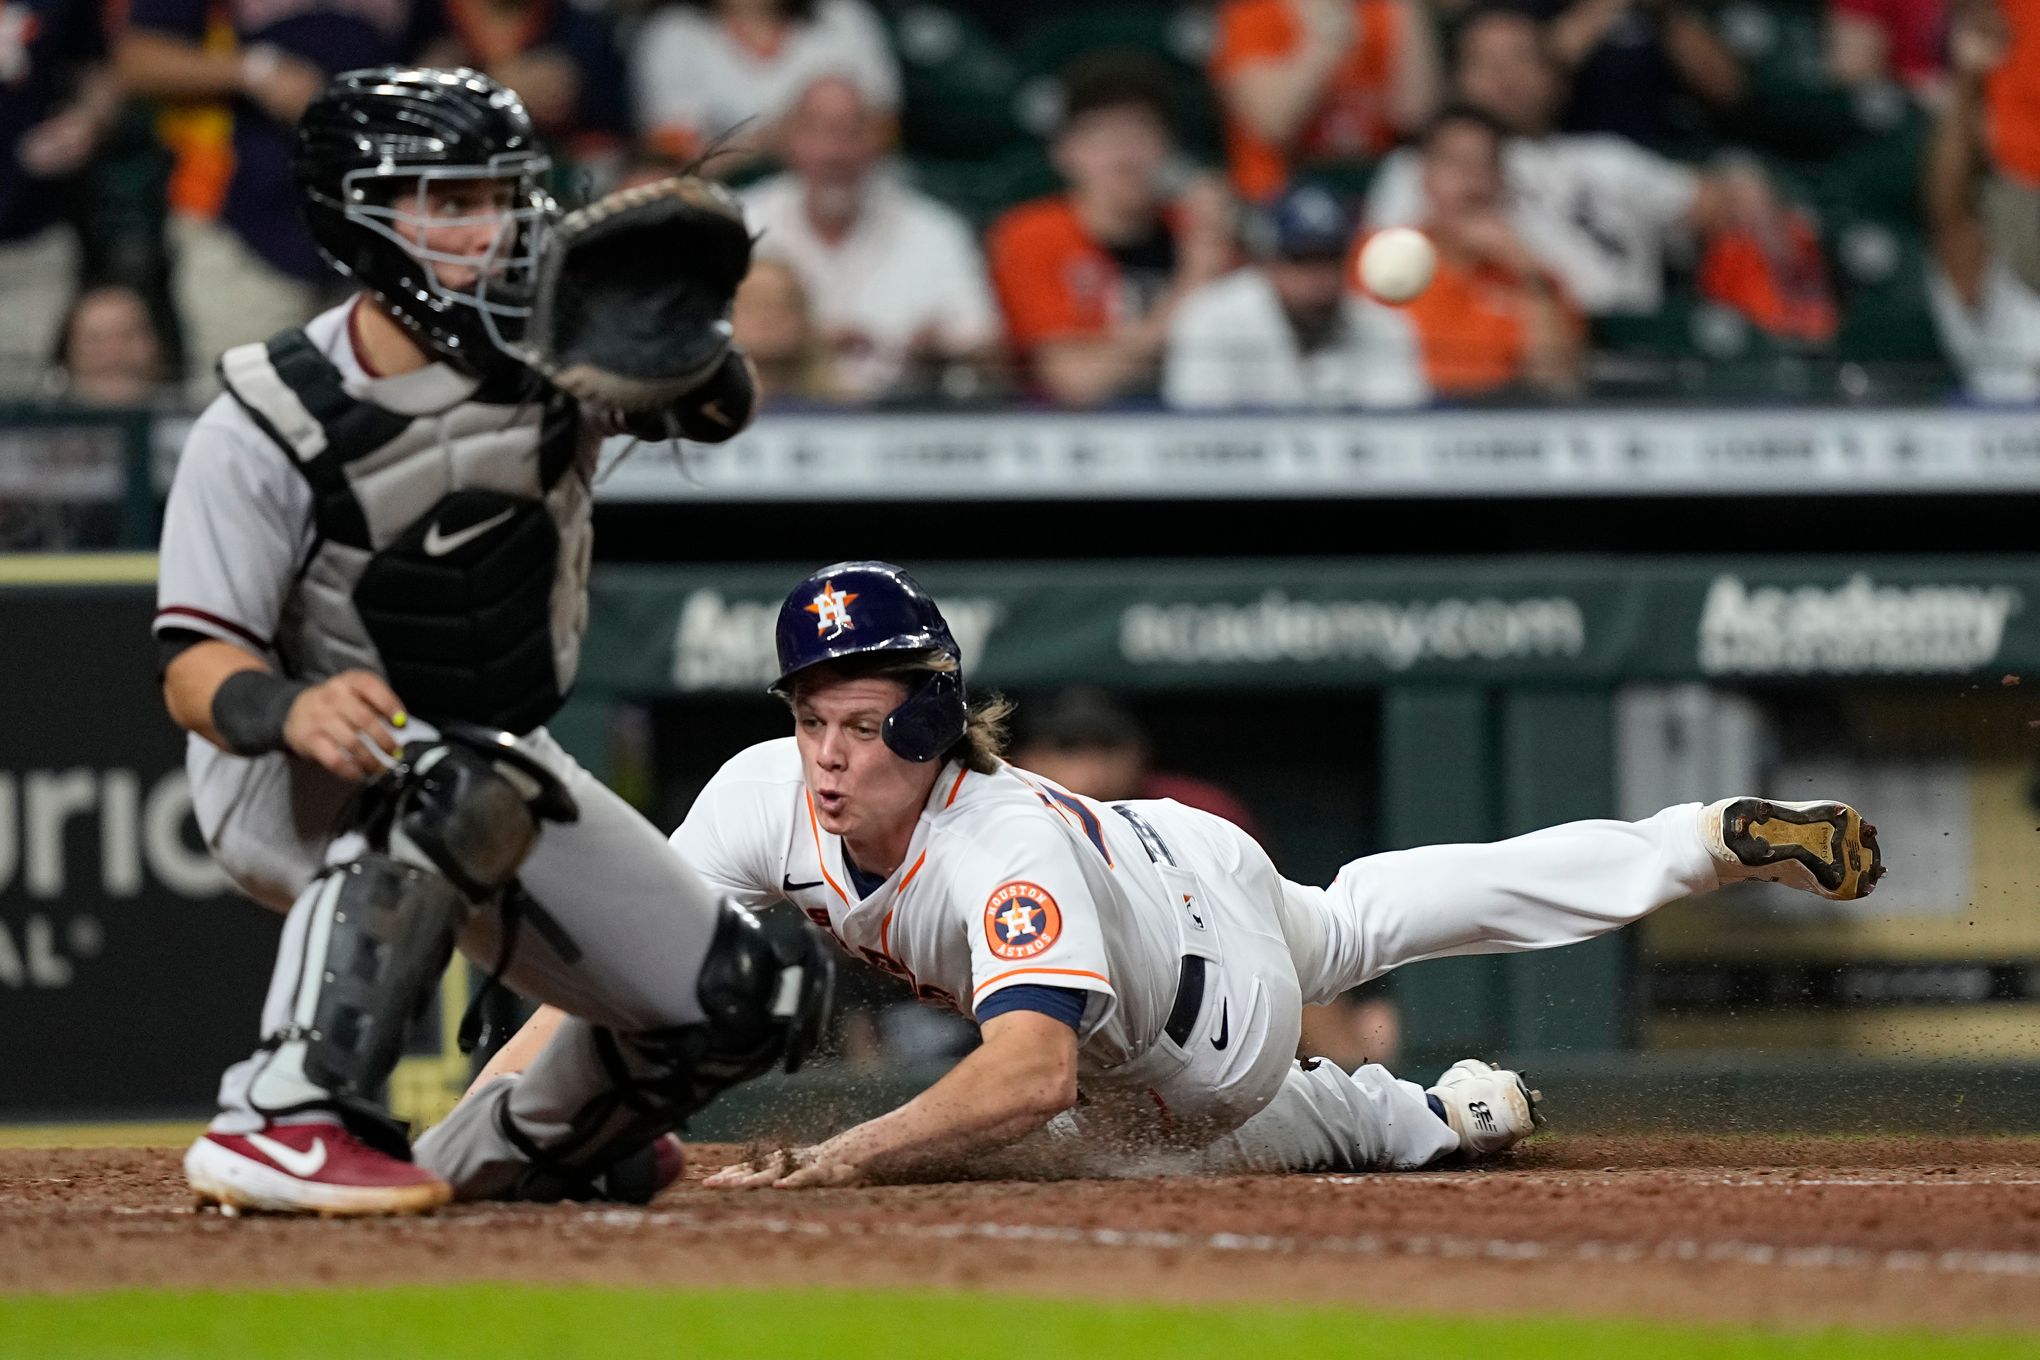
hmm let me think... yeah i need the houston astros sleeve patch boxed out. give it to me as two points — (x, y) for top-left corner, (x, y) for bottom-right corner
(984, 881), (1063, 961)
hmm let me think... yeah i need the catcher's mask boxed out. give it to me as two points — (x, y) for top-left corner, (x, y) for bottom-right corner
(296, 67), (556, 375)
(769, 561), (969, 765)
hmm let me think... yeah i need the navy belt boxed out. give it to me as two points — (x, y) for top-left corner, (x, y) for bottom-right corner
(1117, 804), (1205, 1046)
(1112, 803), (1177, 867)
(1163, 955), (1207, 1046)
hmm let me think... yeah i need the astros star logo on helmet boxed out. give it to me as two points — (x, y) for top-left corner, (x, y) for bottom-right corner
(805, 581), (860, 640)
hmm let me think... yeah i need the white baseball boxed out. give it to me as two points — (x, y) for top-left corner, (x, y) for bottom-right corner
(1357, 227), (1437, 305)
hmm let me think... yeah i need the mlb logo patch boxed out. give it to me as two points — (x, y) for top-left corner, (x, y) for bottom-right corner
(984, 881), (1062, 961)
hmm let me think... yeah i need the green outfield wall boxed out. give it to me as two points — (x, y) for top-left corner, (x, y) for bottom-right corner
(5, 553), (2036, 1126)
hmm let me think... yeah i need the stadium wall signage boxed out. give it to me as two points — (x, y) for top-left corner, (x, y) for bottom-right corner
(587, 410), (2040, 501)
(583, 557), (2035, 695)
(0, 582), (277, 1118)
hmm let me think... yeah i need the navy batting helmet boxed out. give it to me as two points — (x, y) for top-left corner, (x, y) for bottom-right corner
(770, 562), (968, 764)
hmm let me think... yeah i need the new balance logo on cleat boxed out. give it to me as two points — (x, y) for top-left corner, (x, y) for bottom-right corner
(1428, 1059), (1540, 1158)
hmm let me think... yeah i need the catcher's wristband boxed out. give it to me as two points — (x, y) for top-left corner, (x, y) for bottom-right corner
(212, 668), (310, 757)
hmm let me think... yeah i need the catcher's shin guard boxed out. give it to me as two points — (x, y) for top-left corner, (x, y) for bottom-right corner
(248, 726), (577, 1144)
(497, 903), (834, 1202)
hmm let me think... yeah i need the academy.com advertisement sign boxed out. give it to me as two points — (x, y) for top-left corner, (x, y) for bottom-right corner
(580, 557), (2039, 695)
(1696, 575), (2023, 676)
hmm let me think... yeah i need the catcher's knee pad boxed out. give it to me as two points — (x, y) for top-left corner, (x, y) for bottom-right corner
(684, 900), (834, 1091)
(496, 903), (834, 1203)
(388, 722), (578, 900)
(250, 725), (578, 1134)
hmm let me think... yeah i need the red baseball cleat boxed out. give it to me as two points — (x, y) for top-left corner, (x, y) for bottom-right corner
(590, 1133), (688, 1204)
(651, 1133), (687, 1193)
(184, 1120), (452, 1217)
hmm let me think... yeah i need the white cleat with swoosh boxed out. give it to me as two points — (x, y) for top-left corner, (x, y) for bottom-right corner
(185, 1120), (451, 1217)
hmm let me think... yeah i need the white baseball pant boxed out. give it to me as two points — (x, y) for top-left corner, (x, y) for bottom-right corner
(1059, 801), (1718, 1175)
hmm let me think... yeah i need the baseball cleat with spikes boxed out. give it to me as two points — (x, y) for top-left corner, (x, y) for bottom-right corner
(1703, 798), (1884, 901)
(587, 1133), (688, 1204)
(185, 1120), (452, 1217)
(1428, 1059), (1543, 1158)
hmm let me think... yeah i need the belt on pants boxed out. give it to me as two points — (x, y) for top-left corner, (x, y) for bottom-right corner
(1163, 954), (1208, 1047)
(1114, 802), (1206, 1047)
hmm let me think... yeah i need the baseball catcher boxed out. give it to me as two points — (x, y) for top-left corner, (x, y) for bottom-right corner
(157, 67), (830, 1216)
(457, 562), (1885, 1187)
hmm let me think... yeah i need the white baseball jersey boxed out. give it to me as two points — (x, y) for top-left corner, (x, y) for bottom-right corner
(1928, 257), (2040, 403)
(670, 738), (1200, 1071)
(1364, 135), (1699, 316)
(631, 0), (900, 150)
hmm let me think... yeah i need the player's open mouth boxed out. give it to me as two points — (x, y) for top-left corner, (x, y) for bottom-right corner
(815, 790), (847, 816)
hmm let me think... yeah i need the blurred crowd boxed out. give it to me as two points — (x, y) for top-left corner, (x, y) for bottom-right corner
(5, 0), (2040, 410)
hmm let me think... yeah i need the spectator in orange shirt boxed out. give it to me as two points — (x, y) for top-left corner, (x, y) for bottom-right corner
(1695, 159), (1836, 344)
(1369, 106), (1581, 397)
(987, 58), (1237, 407)
(1971, 0), (2040, 292)
(1211, 0), (1442, 201)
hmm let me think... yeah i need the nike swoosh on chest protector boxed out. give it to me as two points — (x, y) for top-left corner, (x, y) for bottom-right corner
(422, 507), (517, 557)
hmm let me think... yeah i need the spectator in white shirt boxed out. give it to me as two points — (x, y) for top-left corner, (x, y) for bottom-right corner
(632, 0), (899, 164)
(742, 76), (1002, 402)
(1165, 182), (1427, 409)
(1925, 2), (2040, 401)
(1365, 5), (1781, 317)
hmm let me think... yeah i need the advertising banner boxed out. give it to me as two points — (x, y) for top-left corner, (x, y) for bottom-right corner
(583, 557), (2040, 696)
(0, 581), (278, 1118)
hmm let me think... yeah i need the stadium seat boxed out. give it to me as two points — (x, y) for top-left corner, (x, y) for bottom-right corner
(1826, 219), (1955, 395)
(885, 3), (1028, 159)
(1009, 5), (1225, 162)
(1806, 120), (1928, 230)
(1712, 0), (1912, 160)
(905, 143), (1059, 231)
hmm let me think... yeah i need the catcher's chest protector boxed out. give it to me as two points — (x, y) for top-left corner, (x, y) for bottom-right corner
(219, 330), (596, 734)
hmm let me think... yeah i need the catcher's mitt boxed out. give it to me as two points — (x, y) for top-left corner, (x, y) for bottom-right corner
(522, 175), (753, 411)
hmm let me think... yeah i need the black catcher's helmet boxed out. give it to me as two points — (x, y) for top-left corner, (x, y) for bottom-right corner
(295, 67), (554, 374)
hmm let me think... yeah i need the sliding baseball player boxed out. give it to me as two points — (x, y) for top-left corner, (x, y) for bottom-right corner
(454, 561), (1881, 1187)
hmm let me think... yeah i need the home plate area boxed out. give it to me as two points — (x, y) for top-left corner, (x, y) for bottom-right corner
(4, 1135), (2038, 1331)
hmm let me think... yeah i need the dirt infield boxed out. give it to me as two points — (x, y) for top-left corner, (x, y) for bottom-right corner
(5, 1135), (2038, 1332)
